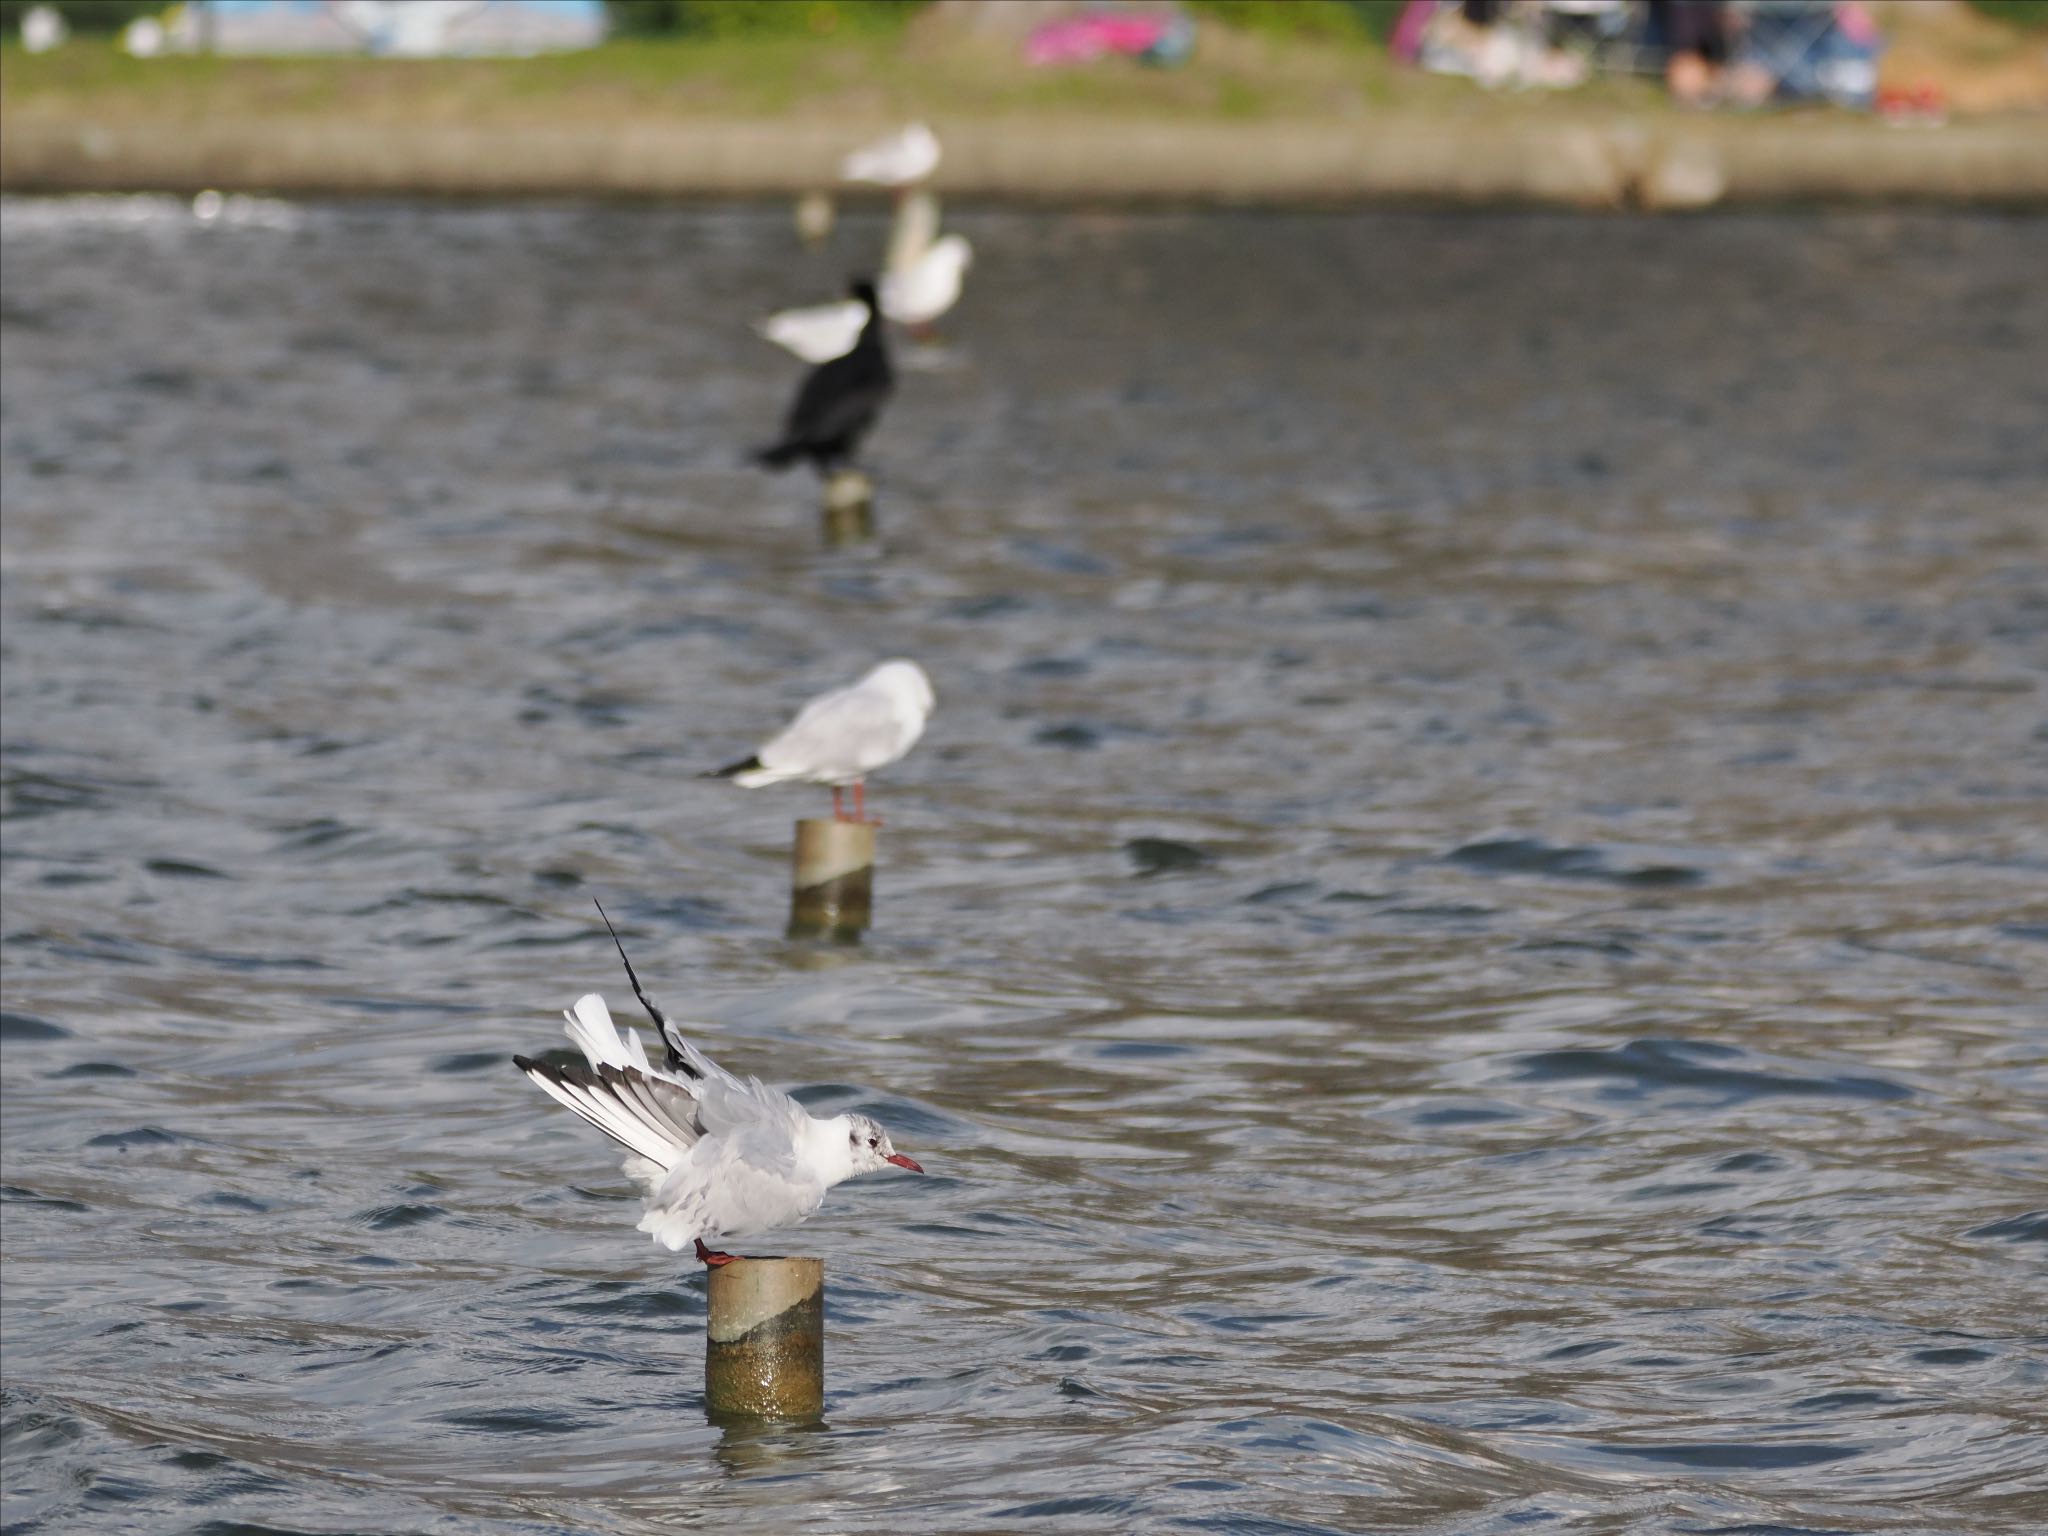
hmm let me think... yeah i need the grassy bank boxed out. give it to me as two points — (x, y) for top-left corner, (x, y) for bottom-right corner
(2, 5), (2044, 206)
(6, 0), (2046, 121)
(0, 30), (1547, 126)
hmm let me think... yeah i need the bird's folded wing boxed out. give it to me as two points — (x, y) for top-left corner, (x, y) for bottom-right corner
(695, 1075), (811, 1180)
(516, 1056), (703, 1169)
(761, 688), (904, 775)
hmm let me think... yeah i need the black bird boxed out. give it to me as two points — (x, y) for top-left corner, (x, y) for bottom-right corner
(755, 279), (893, 476)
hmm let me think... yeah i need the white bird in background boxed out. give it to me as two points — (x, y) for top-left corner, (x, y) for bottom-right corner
(756, 234), (975, 364)
(755, 299), (871, 367)
(706, 659), (935, 824)
(762, 127), (967, 364)
(516, 908), (925, 1267)
(20, 6), (67, 53)
(887, 231), (973, 328)
(840, 122), (941, 188)
(882, 186), (942, 276)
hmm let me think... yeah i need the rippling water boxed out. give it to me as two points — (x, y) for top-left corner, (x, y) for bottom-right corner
(3, 196), (2045, 1536)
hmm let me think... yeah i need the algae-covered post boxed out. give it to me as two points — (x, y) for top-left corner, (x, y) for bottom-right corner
(705, 1257), (826, 1423)
(794, 190), (834, 247)
(822, 468), (875, 546)
(788, 817), (875, 941)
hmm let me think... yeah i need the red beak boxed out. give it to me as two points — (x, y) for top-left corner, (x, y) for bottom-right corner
(885, 1153), (924, 1173)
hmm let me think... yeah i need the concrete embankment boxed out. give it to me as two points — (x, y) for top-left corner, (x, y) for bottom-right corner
(3, 112), (2045, 207)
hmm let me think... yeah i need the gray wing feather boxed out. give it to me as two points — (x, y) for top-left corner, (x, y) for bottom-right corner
(518, 1057), (704, 1168)
(695, 1075), (812, 1181)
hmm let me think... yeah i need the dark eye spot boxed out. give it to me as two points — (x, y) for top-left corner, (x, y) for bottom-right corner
(867, 1137), (878, 1148)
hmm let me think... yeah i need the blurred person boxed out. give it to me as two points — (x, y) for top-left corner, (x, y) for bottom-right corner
(1408, 0), (1589, 89)
(1647, 0), (1734, 104)
(1727, 0), (1883, 109)
(1648, 0), (1884, 109)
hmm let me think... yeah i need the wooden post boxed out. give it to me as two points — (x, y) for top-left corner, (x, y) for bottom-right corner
(789, 818), (875, 941)
(794, 190), (834, 247)
(705, 1257), (824, 1423)
(821, 468), (874, 547)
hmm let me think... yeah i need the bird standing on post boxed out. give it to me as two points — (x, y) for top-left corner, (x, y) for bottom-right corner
(756, 234), (974, 364)
(706, 659), (933, 825)
(515, 908), (925, 1268)
(755, 278), (893, 477)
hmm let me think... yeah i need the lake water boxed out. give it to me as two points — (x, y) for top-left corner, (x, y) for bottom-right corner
(2, 196), (2045, 1536)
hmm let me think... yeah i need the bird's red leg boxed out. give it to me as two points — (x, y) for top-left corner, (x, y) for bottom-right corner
(854, 781), (866, 823)
(831, 785), (846, 822)
(695, 1238), (737, 1268)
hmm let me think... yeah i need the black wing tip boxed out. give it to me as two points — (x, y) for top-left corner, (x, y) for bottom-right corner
(582, 898), (698, 1082)
(705, 754), (762, 780)
(517, 1053), (624, 1093)
(589, 899), (679, 1057)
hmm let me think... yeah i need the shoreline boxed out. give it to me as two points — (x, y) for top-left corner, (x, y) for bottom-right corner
(4, 111), (2046, 209)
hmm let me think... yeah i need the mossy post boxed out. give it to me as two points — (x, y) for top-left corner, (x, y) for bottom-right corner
(794, 190), (834, 246)
(788, 818), (875, 941)
(705, 1257), (824, 1423)
(822, 468), (875, 546)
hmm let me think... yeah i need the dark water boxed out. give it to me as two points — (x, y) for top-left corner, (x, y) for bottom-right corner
(3, 195), (2045, 1536)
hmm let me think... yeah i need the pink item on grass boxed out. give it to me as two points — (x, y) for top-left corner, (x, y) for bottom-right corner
(1027, 12), (1174, 66)
(1390, 0), (1437, 64)
(1835, 3), (1880, 48)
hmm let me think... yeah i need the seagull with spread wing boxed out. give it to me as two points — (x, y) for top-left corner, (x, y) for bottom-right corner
(515, 908), (925, 1266)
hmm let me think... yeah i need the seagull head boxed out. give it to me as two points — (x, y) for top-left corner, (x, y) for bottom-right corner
(928, 234), (973, 274)
(865, 658), (935, 720)
(843, 1113), (923, 1177)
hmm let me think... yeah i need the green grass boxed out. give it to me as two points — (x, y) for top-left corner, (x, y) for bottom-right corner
(1186, 0), (1381, 42)
(1966, 0), (2048, 28)
(1, 27), (1437, 124)
(599, 0), (926, 38)
(7, 8), (1949, 132)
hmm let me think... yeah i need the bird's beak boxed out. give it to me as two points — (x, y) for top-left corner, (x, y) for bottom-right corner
(885, 1153), (924, 1173)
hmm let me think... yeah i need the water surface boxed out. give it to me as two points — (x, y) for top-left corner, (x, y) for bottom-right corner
(3, 196), (2045, 1535)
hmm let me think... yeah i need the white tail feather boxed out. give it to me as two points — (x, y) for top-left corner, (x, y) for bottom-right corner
(561, 993), (650, 1071)
(620, 1154), (667, 1197)
(637, 1205), (697, 1251)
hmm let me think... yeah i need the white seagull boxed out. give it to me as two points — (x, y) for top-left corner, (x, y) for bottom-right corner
(756, 235), (974, 364)
(707, 659), (934, 824)
(755, 300), (871, 368)
(516, 908), (925, 1267)
(840, 122), (940, 188)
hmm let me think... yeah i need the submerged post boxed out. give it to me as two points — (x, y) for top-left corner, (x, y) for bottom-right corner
(821, 469), (875, 547)
(794, 190), (834, 247)
(705, 1257), (824, 1423)
(788, 818), (875, 940)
